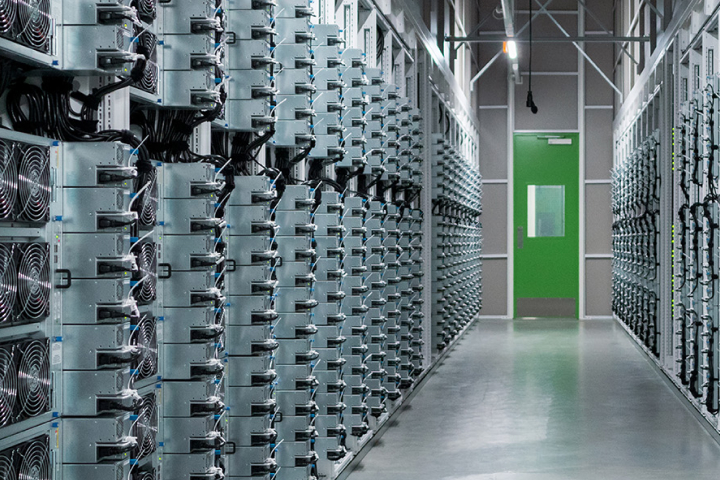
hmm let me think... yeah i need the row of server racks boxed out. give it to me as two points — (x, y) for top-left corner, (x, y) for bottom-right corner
(0, 0), (483, 479)
(612, 2), (720, 434)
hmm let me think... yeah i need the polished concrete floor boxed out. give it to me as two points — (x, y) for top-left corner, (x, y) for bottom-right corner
(345, 319), (720, 480)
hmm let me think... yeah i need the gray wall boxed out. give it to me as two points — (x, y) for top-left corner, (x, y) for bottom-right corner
(476, 1), (614, 318)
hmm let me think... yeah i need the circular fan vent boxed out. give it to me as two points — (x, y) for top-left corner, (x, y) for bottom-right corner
(134, 241), (157, 304)
(0, 346), (16, 427)
(134, 395), (157, 460)
(17, 439), (50, 480)
(0, 453), (16, 480)
(139, 62), (159, 93)
(134, 168), (157, 227)
(0, 243), (17, 324)
(135, 470), (156, 480)
(133, 0), (156, 23)
(135, 315), (157, 379)
(138, 29), (157, 57)
(139, 62), (159, 95)
(16, 243), (49, 320)
(16, 0), (51, 52)
(0, 0), (17, 35)
(136, 30), (159, 95)
(17, 340), (49, 418)
(0, 140), (17, 220)
(17, 145), (49, 223)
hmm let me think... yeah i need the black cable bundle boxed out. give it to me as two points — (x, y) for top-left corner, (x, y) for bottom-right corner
(5, 74), (152, 175)
(215, 165), (235, 220)
(130, 106), (229, 165)
(227, 129), (275, 175)
(130, 109), (199, 163)
(0, 59), (19, 103)
(5, 60), (148, 139)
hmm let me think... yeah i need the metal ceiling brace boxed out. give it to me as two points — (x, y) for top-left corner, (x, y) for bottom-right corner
(469, 51), (504, 91)
(643, 0), (664, 19)
(446, 35), (650, 42)
(456, 8), (502, 50)
(534, 0), (624, 101)
(614, 0), (662, 68)
(571, 0), (638, 65)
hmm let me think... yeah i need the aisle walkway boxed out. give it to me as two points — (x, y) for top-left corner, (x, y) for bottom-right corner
(344, 319), (720, 480)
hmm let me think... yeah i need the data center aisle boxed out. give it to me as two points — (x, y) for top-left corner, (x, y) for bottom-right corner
(344, 319), (720, 480)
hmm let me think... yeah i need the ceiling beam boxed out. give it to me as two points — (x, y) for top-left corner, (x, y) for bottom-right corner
(500, 0), (515, 37)
(445, 35), (650, 43)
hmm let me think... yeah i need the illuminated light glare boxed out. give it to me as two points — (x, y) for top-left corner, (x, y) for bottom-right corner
(506, 41), (517, 59)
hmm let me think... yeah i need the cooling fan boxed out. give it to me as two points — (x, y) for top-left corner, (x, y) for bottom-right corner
(16, 243), (49, 321)
(17, 437), (50, 480)
(0, 140), (18, 221)
(15, 0), (52, 53)
(134, 469), (157, 480)
(133, 241), (157, 304)
(0, 450), (15, 480)
(17, 339), (50, 419)
(0, 0), (17, 36)
(134, 167), (158, 227)
(135, 29), (159, 95)
(133, 394), (158, 460)
(0, 344), (16, 427)
(132, 0), (156, 23)
(0, 243), (17, 324)
(133, 314), (157, 379)
(16, 145), (50, 223)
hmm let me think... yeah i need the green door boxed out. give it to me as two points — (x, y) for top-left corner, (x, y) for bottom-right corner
(513, 133), (579, 318)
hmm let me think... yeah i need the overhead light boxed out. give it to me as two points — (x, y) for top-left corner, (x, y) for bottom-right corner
(505, 40), (517, 59)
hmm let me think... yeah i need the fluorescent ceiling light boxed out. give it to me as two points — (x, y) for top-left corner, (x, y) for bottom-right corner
(506, 40), (517, 59)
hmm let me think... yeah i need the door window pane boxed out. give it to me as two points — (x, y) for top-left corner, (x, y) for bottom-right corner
(528, 185), (565, 237)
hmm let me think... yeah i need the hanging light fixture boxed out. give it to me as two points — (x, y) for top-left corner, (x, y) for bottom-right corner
(526, 0), (538, 114)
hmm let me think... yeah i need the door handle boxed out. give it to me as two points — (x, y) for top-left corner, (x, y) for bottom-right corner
(517, 226), (523, 249)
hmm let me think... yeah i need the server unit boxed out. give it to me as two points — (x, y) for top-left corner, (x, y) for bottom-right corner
(0, 1), (482, 479)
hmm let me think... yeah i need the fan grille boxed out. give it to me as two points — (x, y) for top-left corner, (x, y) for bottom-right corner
(0, 243), (17, 324)
(133, 394), (158, 460)
(133, 0), (156, 23)
(133, 241), (157, 304)
(134, 314), (157, 379)
(16, 243), (49, 321)
(135, 470), (156, 480)
(139, 61), (159, 95)
(17, 339), (49, 419)
(0, 345), (16, 426)
(17, 145), (49, 223)
(15, 0), (51, 53)
(0, 0), (17, 35)
(0, 452), (15, 480)
(134, 168), (158, 227)
(136, 30), (159, 95)
(17, 437), (50, 480)
(0, 140), (18, 220)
